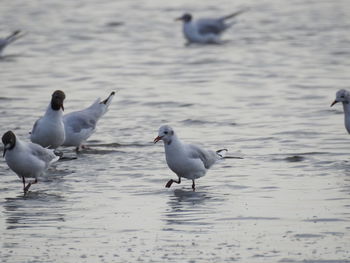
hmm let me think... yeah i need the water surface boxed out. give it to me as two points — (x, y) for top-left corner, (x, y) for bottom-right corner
(0, 0), (350, 262)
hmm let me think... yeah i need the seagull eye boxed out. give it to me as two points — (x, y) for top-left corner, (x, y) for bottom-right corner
(341, 95), (345, 98)
(164, 131), (168, 135)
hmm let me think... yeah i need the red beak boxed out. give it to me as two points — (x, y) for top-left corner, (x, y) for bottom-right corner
(154, 136), (162, 144)
(330, 100), (338, 107)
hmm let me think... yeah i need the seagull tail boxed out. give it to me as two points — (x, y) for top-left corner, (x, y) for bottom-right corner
(220, 10), (246, 21)
(6, 30), (22, 43)
(216, 149), (244, 160)
(216, 148), (228, 158)
(100, 91), (116, 107)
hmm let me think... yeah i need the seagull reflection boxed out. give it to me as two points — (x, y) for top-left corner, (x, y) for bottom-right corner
(163, 188), (225, 230)
(3, 192), (66, 230)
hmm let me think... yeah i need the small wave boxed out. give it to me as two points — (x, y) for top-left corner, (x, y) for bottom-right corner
(143, 101), (193, 108)
(181, 118), (237, 126)
(284, 156), (305, 162)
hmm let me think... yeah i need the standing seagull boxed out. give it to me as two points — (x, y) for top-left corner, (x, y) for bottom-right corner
(62, 91), (115, 152)
(154, 125), (227, 191)
(175, 11), (244, 44)
(331, 89), (350, 133)
(2, 131), (59, 194)
(30, 90), (66, 149)
(0, 30), (23, 55)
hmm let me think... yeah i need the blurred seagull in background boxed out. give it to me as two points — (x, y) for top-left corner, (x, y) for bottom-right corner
(154, 125), (227, 191)
(331, 89), (350, 133)
(30, 90), (66, 149)
(63, 91), (116, 152)
(0, 30), (24, 55)
(175, 10), (245, 44)
(2, 131), (59, 194)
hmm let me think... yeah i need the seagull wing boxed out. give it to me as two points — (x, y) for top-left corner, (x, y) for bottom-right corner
(28, 142), (59, 165)
(197, 19), (226, 35)
(186, 144), (218, 169)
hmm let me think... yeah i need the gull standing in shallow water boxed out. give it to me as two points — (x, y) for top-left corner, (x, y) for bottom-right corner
(0, 30), (23, 55)
(331, 89), (350, 133)
(154, 125), (227, 191)
(175, 10), (244, 44)
(30, 90), (66, 149)
(2, 131), (59, 194)
(62, 91), (115, 152)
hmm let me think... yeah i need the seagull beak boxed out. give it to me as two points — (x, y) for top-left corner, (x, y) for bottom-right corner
(330, 100), (338, 107)
(154, 136), (162, 144)
(3, 144), (10, 157)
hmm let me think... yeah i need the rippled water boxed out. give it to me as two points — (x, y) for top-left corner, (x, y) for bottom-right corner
(1, 0), (350, 262)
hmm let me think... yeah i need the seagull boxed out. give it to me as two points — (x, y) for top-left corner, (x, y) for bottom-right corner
(0, 30), (23, 55)
(175, 10), (244, 44)
(154, 125), (227, 191)
(331, 89), (350, 133)
(30, 90), (66, 149)
(2, 131), (59, 194)
(62, 91), (116, 152)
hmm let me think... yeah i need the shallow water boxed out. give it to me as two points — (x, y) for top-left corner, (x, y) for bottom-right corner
(1, 0), (350, 262)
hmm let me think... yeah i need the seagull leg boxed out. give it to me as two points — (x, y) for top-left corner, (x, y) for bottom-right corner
(165, 177), (181, 188)
(192, 180), (195, 191)
(23, 178), (37, 194)
(24, 182), (32, 194)
(22, 177), (26, 194)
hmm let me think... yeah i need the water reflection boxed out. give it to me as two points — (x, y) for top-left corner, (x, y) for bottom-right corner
(3, 192), (66, 230)
(163, 188), (225, 231)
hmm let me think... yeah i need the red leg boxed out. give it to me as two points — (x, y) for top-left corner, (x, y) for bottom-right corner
(165, 177), (181, 188)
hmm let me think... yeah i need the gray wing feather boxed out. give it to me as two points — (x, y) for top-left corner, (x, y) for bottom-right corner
(197, 19), (226, 35)
(29, 143), (57, 164)
(187, 144), (218, 169)
(64, 114), (96, 133)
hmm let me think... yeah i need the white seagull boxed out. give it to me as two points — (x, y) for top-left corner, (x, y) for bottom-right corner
(331, 89), (350, 133)
(62, 91), (115, 151)
(0, 30), (23, 55)
(2, 131), (59, 194)
(30, 90), (66, 149)
(154, 125), (227, 191)
(175, 10), (244, 44)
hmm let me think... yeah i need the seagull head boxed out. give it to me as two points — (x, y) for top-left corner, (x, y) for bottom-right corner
(2, 131), (16, 157)
(175, 13), (192, 23)
(154, 125), (175, 145)
(331, 89), (350, 107)
(51, 90), (66, 111)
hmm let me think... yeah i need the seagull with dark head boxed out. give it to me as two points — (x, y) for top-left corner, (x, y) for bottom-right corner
(30, 90), (66, 149)
(2, 131), (59, 194)
(175, 10), (245, 44)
